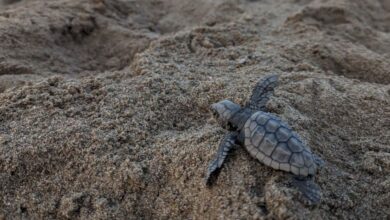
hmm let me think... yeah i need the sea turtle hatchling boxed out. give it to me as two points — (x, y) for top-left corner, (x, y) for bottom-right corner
(205, 75), (324, 205)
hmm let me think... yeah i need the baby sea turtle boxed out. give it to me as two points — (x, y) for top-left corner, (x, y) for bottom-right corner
(205, 75), (324, 205)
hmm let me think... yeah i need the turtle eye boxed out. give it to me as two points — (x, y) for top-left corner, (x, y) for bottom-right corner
(227, 122), (236, 130)
(211, 109), (218, 117)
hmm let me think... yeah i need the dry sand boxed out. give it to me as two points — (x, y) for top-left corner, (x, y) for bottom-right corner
(0, 0), (390, 219)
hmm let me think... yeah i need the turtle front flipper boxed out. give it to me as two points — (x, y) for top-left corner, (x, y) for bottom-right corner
(290, 176), (322, 206)
(205, 132), (238, 186)
(246, 74), (278, 111)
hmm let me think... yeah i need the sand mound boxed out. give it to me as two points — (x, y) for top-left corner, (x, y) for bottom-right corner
(0, 0), (389, 219)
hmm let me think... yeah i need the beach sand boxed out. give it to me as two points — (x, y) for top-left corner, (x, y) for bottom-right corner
(0, 0), (389, 219)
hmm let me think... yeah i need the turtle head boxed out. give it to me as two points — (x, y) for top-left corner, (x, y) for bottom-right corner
(210, 100), (241, 131)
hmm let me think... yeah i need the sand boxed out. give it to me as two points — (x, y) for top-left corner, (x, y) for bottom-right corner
(0, 0), (389, 219)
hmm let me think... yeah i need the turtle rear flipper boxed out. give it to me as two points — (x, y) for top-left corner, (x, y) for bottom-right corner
(291, 176), (321, 206)
(313, 154), (325, 168)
